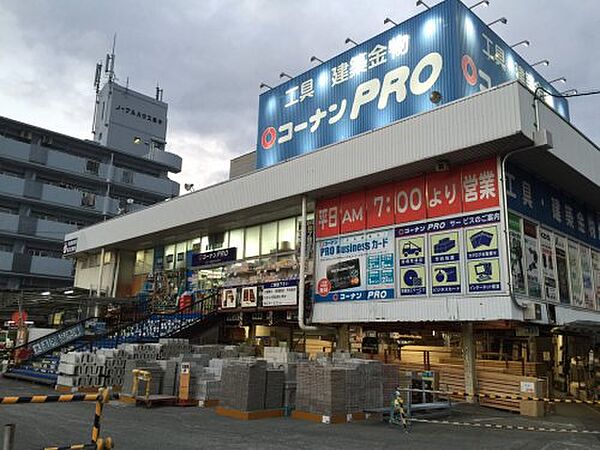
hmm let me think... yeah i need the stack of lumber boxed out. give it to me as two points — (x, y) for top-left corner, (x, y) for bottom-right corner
(387, 346), (548, 412)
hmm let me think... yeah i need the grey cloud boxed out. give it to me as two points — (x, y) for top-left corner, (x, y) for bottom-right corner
(1, 0), (599, 189)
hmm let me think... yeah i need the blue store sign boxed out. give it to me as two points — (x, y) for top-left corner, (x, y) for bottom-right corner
(506, 164), (600, 249)
(256, 0), (568, 169)
(191, 247), (237, 268)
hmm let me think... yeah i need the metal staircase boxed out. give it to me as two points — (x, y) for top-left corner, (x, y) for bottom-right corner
(3, 293), (220, 385)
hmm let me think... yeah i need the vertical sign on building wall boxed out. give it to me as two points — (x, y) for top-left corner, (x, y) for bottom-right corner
(567, 241), (583, 307)
(581, 247), (595, 309)
(508, 213), (526, 295)
(539, 229), (558, 302)
(555, 236), (570, 304)
(523, 220), (541, 298)
(592, 251), (600, 310)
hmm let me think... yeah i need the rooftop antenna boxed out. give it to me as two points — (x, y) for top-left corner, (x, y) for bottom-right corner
(105, 33), (117, 83)
(93, 62), (103, 93)
(156, 82), (164, 101)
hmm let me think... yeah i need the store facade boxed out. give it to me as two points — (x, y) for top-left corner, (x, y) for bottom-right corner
(64, 0), (600, 399)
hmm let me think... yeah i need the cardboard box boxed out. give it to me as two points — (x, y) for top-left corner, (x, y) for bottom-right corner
(520, 400), (545, 417)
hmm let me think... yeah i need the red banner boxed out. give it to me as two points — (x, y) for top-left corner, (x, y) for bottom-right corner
(426, 171), (462, 218)
(395, 176), (426, 224)
(366, 183), (395, 229)
(461, 158), (499, 212)
(339, 191), (366, 234)
(316, 197), (339, 238)
(315, 158), (498, 237)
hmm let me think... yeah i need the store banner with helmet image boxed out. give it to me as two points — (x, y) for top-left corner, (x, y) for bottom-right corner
(315, 229), (395, 302)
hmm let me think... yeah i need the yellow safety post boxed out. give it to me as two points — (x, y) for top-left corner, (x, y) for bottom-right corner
(91, 388), (110, 444)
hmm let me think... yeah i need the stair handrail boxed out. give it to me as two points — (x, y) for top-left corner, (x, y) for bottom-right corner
(69, 291), (220, 353)
(11, 298), (148, 362)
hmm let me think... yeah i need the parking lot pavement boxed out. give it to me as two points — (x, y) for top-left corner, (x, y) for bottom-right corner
(1, 377), (600, 450)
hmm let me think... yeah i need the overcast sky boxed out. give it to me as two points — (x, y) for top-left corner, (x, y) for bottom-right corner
(1, 1), (598, 191)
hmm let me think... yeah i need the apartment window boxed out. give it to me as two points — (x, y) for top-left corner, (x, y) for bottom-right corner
(0, 243), (12, 252)
(0, 168), (24, 178)
(86, 159), (100, 175)
(27, 247), (61, 258)
(81, 192), (96, 207)
(0, 206), (17, 215)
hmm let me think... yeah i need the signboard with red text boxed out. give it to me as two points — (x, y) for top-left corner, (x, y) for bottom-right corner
(314, 158), (505, 303)
(316, 158), (500, 238)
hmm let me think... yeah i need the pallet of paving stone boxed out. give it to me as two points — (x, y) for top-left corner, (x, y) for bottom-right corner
(220, 359), (267, 411)
(264, 368), (285, 409)
(215, 406), (284, 420)
(135, 394), (177, 408)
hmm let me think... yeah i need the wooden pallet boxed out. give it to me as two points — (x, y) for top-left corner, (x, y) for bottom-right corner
(291, 410), (365, 424)
(135, 395), (177, 408)
(215, 406), (284, 420)
(198, 399), (219, 408)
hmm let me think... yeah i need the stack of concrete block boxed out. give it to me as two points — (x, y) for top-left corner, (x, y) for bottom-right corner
(96, 348), (127, 387)
(264, 368), (285, 409)
(155, 360), (178, 396)
(190, 345), (222, 358)
(56, 352), (102, 388)
(221, 346), (241, 358)
(158, 339), (191, 359)
(188, 363), (222, 401)
(120, 343), (161, 361)
(220, 359), (267, 411)
(263, 346), (307, 367)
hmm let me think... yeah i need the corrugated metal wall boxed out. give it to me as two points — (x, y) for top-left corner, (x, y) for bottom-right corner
(69, 82), (527, 253)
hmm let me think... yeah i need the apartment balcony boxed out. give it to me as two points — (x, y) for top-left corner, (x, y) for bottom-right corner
(0, 251), (13, 271)
(0, 173), (25, 196)
(36, 218), (77, 240)
(143, 148), (182, 172)
(0, 135), (30, 162)
(0, 211), (19, 233)
(40, 184), (119, 215)
(30, 255), (73, 279)
(112, 167), (179, 197)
